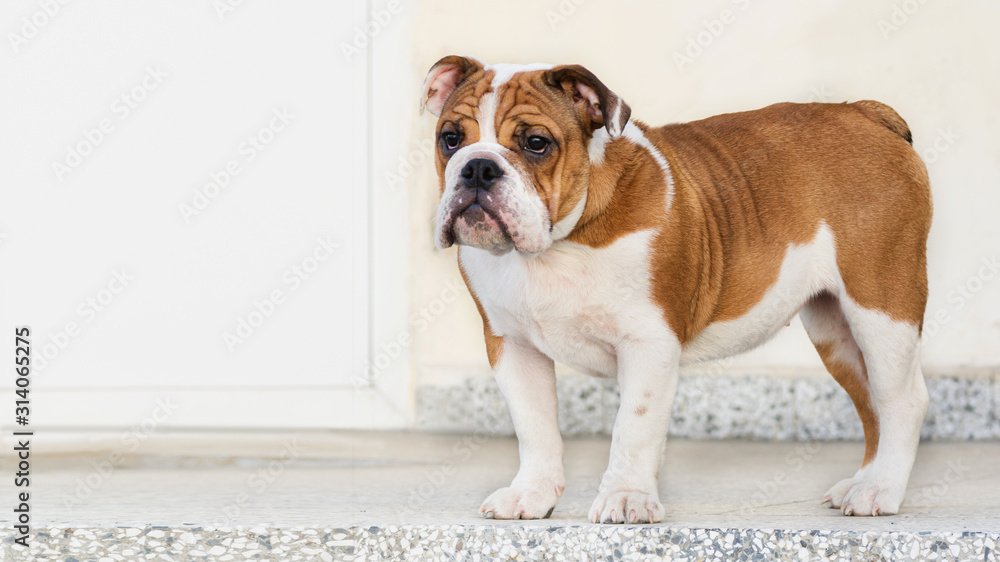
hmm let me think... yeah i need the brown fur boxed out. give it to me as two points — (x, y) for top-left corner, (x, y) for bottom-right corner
(851, 100), (913, 145)
(816, 343), (879, 466)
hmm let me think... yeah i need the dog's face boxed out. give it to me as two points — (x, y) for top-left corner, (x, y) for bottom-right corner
(420, 56), (631, 255)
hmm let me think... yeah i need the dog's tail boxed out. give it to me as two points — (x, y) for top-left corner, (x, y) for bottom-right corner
(850, 100), (913, 145)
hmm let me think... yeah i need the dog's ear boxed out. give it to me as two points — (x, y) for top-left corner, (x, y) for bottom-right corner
(546, 65), (630, 138)
(419, 55), (485, 117)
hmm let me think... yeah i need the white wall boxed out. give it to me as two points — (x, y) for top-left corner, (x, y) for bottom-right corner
(402, 0), (1000, 383)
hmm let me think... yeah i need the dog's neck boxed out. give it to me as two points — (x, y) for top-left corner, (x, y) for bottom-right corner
(567, 121), (679, 250)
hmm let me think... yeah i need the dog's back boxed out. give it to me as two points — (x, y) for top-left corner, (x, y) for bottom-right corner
(649, 101), (931, 330)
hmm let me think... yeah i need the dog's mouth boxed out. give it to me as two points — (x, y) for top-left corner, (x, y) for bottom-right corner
(438, 190), (515, 255)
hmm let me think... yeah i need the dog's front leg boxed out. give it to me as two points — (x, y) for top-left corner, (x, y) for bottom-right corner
(479, 339), (565, 520)
(590, 338), (681, 524)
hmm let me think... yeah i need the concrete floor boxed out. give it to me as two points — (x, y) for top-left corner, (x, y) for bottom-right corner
(2, 431), (997, 533)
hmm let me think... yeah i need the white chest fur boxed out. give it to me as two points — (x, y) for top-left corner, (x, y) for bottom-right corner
(459, 230), (671, 378)
(460, 223), (842, 376)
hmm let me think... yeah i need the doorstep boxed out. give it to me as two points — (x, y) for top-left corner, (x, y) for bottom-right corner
(1, 431), (998, 560)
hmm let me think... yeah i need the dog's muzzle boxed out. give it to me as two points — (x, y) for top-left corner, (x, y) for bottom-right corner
(435, 149), (551, 256)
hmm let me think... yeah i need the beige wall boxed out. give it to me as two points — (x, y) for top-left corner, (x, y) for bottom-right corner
(398, 0), (1000, 383)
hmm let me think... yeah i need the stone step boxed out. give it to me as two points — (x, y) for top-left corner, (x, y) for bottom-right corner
(417, 371), (1000, 440)
(2, 432), (997, 560)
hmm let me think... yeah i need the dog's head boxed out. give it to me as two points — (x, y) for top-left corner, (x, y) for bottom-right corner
(420, 56), (630, 256)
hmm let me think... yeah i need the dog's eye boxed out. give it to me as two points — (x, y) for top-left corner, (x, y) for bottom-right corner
(441, 131), (460, 151)
(524, 136), (550, 154)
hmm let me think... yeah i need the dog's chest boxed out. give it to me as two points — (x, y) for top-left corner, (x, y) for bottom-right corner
(460, 231), (663, 377)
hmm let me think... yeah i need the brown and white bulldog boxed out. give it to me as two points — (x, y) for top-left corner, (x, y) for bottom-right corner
(419, 55), (932, 523)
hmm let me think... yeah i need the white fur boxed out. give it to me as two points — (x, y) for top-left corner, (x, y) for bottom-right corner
(622, 122), (675, 214)
(475, 62), (554, 143)
(476, 90), (500, 144)
(825, 294), (927, 516)
(436, 143), (550, 254)
(460, 230), (675, 378)
(462, 230), (683, 523)
(479, 339), (565, 520)
(550, 189), (587, 241)
(588, 126), (611, 165)
(590, 334), (680, 523)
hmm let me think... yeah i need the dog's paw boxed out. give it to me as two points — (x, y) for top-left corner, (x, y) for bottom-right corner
(588, 490), (664, 524)
(479, 484), (561, 520)
(821, 476), (860, 509)
(822, 477), (903, 516)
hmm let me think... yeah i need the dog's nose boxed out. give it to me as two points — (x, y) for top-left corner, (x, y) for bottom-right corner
(460, 158), (504, 189)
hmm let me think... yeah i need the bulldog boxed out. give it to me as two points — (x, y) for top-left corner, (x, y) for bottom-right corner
(419, 55), (932, 523)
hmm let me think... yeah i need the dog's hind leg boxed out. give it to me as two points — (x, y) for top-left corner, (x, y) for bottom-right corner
(801, 291), (928, 516)
(800, 292), (880, 467)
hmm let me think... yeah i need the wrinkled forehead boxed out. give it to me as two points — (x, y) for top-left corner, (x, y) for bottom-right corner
(440, 62), (569, 137)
